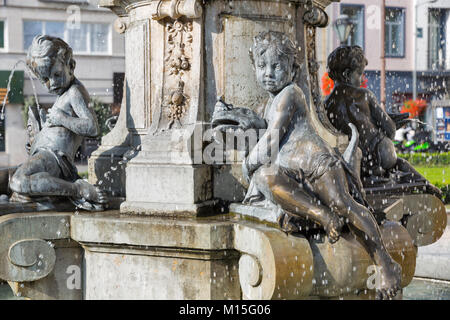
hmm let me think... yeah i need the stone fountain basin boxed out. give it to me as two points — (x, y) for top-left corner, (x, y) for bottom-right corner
(0, 188), (445, 300)
(66, 211), (415, 300)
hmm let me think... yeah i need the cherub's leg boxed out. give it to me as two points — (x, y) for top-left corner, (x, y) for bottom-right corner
(253, 166), (343, 242)
(10, 151), (107, 204)
(313, 167), (402, 299)
(10, 151), (79, 197)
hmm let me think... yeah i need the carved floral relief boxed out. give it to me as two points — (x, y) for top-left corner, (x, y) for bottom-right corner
(165, 20), (193, 75)
(162, 19), (193, 129)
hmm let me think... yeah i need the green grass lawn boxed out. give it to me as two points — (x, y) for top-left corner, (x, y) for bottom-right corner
(415, 166), (450, 186)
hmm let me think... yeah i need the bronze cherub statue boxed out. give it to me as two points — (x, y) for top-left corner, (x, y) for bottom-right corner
(9, 35), (107, 211)
(324, 45), (441, 195)
(215, 31), (402, 299)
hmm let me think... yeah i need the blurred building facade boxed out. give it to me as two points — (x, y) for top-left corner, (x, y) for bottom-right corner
(317, 0), (450, 141)
(0, 0), (125, 167)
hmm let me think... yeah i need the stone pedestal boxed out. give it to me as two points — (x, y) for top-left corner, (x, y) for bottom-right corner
(69, 211), (416, 300)
(71, 211), (240, 299)
(94, 0), (346, 216)
(0, 189), (443, 300)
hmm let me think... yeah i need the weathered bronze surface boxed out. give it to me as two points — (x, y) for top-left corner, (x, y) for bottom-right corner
(212, 97), (267, 133)
(6, 35), (107, 211)
(216, 31), (404, 299)
(324, 45), (441, 196)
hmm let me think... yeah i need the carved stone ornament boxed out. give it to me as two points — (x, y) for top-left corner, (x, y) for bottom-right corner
(114, 17), (128, 34)
(152, 0), (203, 20)
(303, 6), (329, 28)
(165, 20), (193, 75)
(164, 81), (190, 129)
(0, 213), (71, 282)
(159, 19), (194, 129)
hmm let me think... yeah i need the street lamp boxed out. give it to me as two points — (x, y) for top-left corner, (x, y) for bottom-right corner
(334, 14), (353, 45)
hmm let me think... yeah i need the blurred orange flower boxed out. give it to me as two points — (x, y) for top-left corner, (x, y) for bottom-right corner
(400, 99), (427, 118)
(321, 72), (334, 96)
(321, 72), (368, 96)
(360, 75), (368, 88)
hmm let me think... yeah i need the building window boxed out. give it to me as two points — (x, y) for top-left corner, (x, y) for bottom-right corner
(429, 9), (449, 70)
(0, 20), (5, 49)
(340, 5), (364, 48)
(385, 8), (405, 57)
(23, 20), (111, 54)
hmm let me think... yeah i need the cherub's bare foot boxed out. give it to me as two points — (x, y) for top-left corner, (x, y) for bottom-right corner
(74, 179), (108, 205)
(376, 260), (402, 300)
(324, 214), (344, 244)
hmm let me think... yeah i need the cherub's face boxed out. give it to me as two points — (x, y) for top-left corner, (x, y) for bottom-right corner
(345, 67), (364, 87)
(36, 58), (74, 95)
(254, 46), (293, 94)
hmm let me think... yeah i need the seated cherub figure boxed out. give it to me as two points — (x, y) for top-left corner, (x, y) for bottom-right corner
(325, 45), (441, 195)
(238, 31), (401, 299)
(9, 35), (107, 210)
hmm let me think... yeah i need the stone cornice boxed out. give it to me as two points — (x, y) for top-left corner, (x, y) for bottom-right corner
(99, 0), (202, 19)
(99, 0), (340, 16)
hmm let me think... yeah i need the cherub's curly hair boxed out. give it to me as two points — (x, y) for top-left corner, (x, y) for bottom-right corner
(249, 31), (300, 80)
(26, 35), (75, 77)
(327, 45), (367, 82)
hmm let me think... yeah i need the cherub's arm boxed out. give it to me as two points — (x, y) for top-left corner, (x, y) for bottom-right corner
(47, 86), (99, 137)
(367, 90), (396, 139)
(245, 88), (297, 177)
